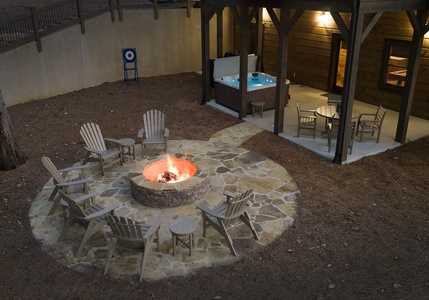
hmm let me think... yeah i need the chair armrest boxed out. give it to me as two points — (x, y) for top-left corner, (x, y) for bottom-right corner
(142, 215), (163, 239)
(72, 191), (100, 204)
(84, 203), (120, 220)
(301, 109), (316, 113)
(358, 113), (376, 122)
(164, 128), (169, 138)
(104, 138), (122, 146)
(84, 146), (104, 156)
(56, 177), (92, 187)
(137, 128), (144, 139)
(58, 164), (89, 173)
(197, 203), (225, 219)
(223, 190), (236, 198)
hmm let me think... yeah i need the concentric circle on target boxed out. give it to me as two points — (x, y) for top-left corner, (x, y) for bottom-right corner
(122, 48), (137, 63)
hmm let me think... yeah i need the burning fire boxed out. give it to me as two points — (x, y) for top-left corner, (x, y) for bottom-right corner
(156, 155), (192, 183)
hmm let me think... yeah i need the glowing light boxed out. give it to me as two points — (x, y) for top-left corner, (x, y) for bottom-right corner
(262, 8), (270, 22)
(318, 11), (331, 24)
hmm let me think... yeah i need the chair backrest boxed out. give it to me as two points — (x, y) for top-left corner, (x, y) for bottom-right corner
(374, 106), (386, 128)
(329, 119), (356, 140)
(224, 189), (253, 228)
(327, 93), (342, 106)
(106, 215), (162, 250)
(80, 123), (107, 152)
(41, 156), (65, 184)
(143, 110), (165, 140)
(296, 102), (302, 118)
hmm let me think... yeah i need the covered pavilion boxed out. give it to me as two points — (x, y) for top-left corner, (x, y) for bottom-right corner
(199, 0), (429, 164)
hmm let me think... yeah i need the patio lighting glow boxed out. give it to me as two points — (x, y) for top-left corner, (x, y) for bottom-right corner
(317, 11), (331, 24)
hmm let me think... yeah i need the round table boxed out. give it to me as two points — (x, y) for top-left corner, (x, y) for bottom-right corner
(316, 105), (360, 119)
(118, 138), (135, 163)
(169, 218), (197, 256)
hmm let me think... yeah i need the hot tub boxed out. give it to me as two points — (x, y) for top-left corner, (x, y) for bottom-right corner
(214, 72), (290, 114)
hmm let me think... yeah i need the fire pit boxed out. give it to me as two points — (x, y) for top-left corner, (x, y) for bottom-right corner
(129, 154), (210, 208)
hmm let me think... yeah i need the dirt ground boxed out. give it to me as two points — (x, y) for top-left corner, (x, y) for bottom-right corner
(0, 72), (428, 299)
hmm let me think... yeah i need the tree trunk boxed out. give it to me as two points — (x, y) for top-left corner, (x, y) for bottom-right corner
(0, 90), (26, 170)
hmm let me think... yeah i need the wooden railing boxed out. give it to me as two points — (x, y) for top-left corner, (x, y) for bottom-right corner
(0, 0), (194, 54)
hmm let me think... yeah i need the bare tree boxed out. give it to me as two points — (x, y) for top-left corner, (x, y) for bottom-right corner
(0, 90), (26, 170)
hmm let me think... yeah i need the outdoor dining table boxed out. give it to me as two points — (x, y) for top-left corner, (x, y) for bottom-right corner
(316, 105), (361, 120)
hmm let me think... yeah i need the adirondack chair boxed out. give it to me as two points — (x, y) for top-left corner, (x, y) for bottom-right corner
(41, 156), (92, 216)
(356, 105), (386, 143)
(197, 189), (259, 257)
(138, 110), (169, 157)
(103, 215), (163, 282)
(80, 123), (122, 176)
(58, 189), (120, 257)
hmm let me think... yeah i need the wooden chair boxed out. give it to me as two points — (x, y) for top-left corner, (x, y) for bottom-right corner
(138, 110), (169, 157)
(104, 215), (163, 282)
(80, 123), (122, 176)
(197, 189), (259, 257)
(296, 101), (317, 138)
(58, 189), (120, 257)
(326, 119), (356, 154)
(356, 105), (386, 143)
(327, 93), (342, 106)
(41, 156), (92, 216)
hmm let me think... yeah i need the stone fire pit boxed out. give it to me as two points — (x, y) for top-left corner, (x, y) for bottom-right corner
(128, 154), (210, 208)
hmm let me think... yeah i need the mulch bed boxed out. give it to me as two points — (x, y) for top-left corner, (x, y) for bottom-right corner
(1, 72), (428, 299)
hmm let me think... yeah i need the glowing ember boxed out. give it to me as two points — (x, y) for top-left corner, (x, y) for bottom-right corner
(143, 155), (196, 183)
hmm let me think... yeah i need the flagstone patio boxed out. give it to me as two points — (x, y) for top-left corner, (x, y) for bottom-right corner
(29, 122), (299, 281)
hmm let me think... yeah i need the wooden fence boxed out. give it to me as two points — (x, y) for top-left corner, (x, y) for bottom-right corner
(0, 0), (194, 54)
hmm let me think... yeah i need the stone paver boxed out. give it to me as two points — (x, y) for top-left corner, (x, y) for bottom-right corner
(30, 122), (300, 282)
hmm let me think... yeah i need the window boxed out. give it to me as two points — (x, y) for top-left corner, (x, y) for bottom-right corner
(379, 39), (411, 91)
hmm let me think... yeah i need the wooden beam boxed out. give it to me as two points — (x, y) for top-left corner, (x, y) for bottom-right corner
(333, 4), (365, 164)
(201, 1), (211, 105)
(330, 12), (349, 43)
(216, 9), (223, 57)
(273, 7), (290, 135)
(406, 10), (422, 36)
(395, 9), (428, 143)
(361, 12), (382, 41)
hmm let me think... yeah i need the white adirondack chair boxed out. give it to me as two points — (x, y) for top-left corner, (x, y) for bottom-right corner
(138, 110), (169, 157)
(58, 189), (120, 257)
(197, 189), (259, 257)
(104, 215), (163, 282)
(80, 123), (122, 176)
(41, 156), (92, 216)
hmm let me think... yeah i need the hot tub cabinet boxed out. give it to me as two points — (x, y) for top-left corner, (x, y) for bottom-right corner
(214, 73), (290, 114)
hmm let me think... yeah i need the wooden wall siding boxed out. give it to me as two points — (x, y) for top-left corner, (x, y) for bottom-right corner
(234, 9), (429, 119)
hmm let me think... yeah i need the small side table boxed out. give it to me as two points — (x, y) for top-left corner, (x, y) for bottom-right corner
(169, 218), (197, 256)
(118, 138), (135, 163)
(251, 101), (265, 118)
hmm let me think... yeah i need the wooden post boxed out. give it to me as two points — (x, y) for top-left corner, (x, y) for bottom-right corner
(109, 0), (115, 22)
(273, 7), (289, 135)
(30, 7), (42, 52)
(77, 0), (85, 34)
(153, 0), (159, 20)
(334, 2), (364, 164)
(0, 91), (26, 171)
(200, 0), (211, 105)
(117, 0), (123, 22)
(395, 9), (428, 143)
(216, 8), (223, 58)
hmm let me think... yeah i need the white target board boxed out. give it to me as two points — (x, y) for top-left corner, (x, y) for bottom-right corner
(122, 48), (137, 63)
